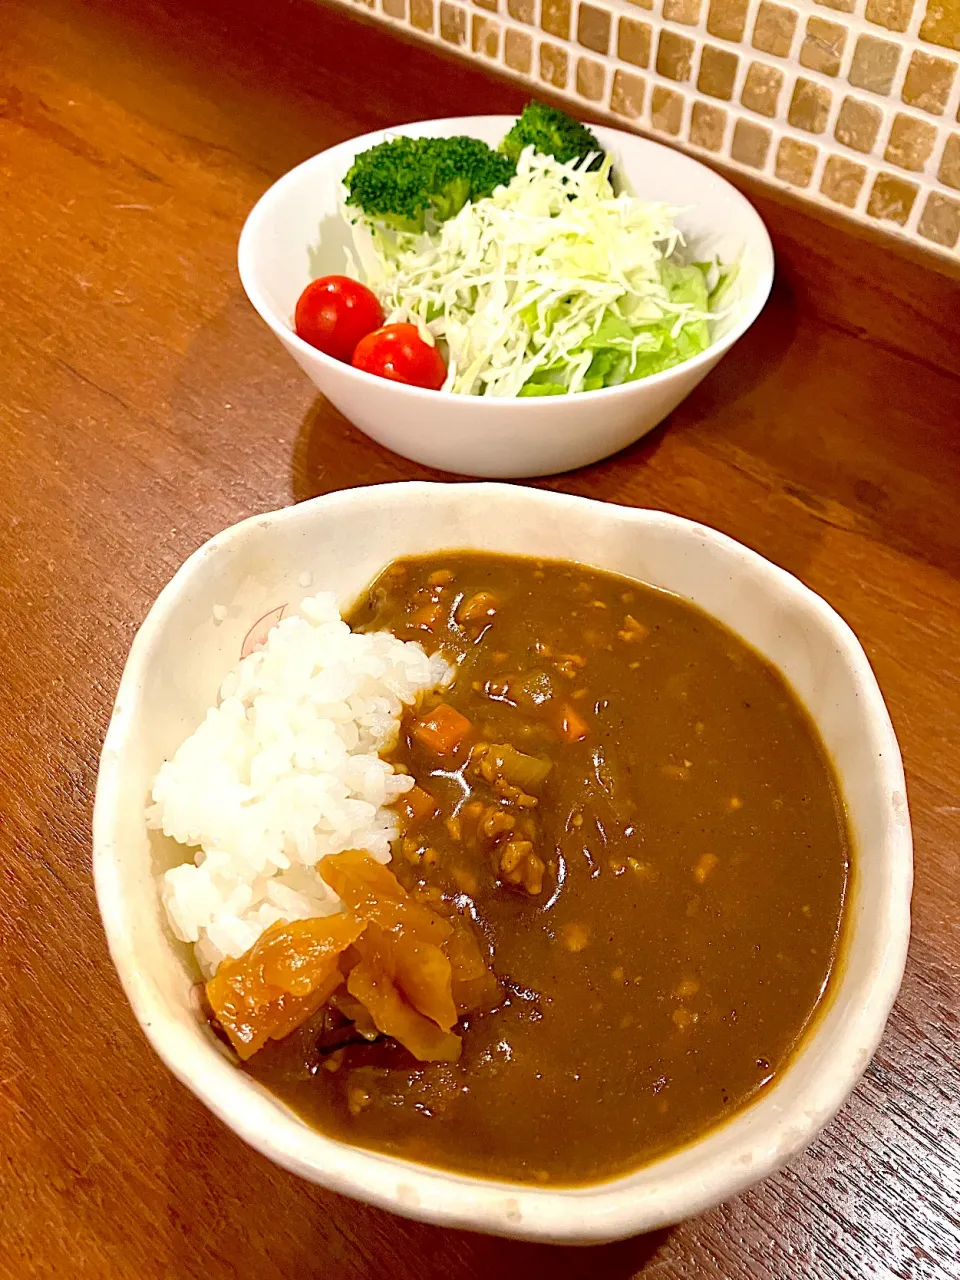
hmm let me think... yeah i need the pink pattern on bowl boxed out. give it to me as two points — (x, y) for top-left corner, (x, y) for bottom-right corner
(240, 605), (286, 659)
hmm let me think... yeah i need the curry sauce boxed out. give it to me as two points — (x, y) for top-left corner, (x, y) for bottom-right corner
(243, 552), (850, 1184)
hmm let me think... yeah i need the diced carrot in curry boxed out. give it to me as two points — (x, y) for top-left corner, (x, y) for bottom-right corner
(409, 601), (442, 632)
(456, 590), (498, 625)
(560, 702), (589, 742)
(410, 703), (473, 757)
(397, 784), (439, 827)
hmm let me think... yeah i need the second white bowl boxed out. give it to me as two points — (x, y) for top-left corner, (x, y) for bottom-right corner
(238, 117), (774, 477)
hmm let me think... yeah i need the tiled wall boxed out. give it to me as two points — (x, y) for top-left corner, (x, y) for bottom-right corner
(335, 0), (960, 261)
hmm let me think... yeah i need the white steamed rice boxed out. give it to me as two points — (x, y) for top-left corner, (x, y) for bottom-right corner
(148, 591), (448, 977)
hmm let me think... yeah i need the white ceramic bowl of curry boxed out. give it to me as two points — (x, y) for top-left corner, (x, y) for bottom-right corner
(94, 483), (912, 1244)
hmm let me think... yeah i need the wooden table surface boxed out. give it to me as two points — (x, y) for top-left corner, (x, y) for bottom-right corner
(3, 0), (959, 1275)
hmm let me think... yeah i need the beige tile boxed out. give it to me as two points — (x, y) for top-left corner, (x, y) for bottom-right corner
(507, 0), (534, 21)
(610, 68), (647, 117)
(775, 136), (818, 185)
(799, 16), (847, 75)
(864, 0), (914, 32)
(815, 0), (855, 11)
(939, 133), (960, 187)
(472, 13), (500, 54)
(651, 85), (685, 134)
(821, 154), (866, 204)
(382, 0), (405, 18)
(619, 17), (652, 67)
(663, 0), (702, 22)
(577, 56), (606, 100)
(623, 0), (653, 8)
(867, 171), (919, 223)
(848, 35), (901, 93)
(917, 191), (960, 246)
(901, 51), (957, 115)
(410, 0), (434, 30)
(885, 112), (939, 169)
(440, 1), (466, 42)
(698, 45), (739, 99)
(752, 2), (798, 57)
(741, 62), (783, 115)
(657, 29), (696, 81)
(919, 0), (960, 50)
(788, 77), (833, 133)
(690, 100), (728, 149)
(540, 40), (569, 87)
(578, 4), (611, 52)
(504, 27), (533, 70)
(731, 119), (772, 167)
(835, 96), (883, 151)
(540, 0), (570, 39)
(473, 0), (498, 10)
(707, 0), (750, 41)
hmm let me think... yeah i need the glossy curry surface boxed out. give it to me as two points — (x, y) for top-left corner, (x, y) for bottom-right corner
(244, 552), (850, 1183)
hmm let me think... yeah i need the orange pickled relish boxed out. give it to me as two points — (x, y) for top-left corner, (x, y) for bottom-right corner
(391, 932), (458, 1031)
(206, 913), (364, 1060)
(320, 849), (453, 947)
(347, 924), (462, 1063)
(322, 848), (459, 1037)
(206, 852), (497, 1064)
(445, 916), (500, 1014)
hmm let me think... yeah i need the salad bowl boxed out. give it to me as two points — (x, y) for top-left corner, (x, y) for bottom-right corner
(238, 117), (774, 478)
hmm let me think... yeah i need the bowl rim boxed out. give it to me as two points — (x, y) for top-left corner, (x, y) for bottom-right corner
(93, 482), (911, 1243)
(237, 115), (775, 408)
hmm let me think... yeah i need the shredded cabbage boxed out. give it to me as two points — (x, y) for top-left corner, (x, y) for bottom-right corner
(344, 147), (727, 397)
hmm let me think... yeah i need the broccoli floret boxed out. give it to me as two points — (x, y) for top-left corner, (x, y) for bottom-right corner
(427, 136), (516, 221)
(344, 135), (516, 233)
(499, 101), (605, 171)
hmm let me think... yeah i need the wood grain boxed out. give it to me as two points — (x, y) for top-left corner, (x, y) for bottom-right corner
(1, 0), (958, 1276)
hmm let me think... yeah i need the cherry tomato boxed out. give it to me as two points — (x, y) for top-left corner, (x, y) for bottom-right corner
(294, 275), (384, 362)
(351, 323), (447, 391)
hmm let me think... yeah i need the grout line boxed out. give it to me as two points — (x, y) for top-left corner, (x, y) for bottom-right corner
(357, 0), (960, 255)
